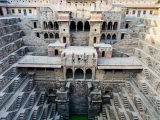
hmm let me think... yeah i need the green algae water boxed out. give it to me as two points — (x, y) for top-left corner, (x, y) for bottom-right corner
(66, 115), (88, 120)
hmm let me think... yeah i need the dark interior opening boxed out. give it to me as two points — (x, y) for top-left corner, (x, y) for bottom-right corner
(44, 33), (48, 39)
(54, 22), (59, 30)
(50, 33), (54, 38)
(125, 23), (129, 29)
(108, 22), (112, 30)
(77, 21), (83, 31)
(70, 21), (76, 31)
(86, 69), (92, 79)
(55, 33), (59, 39)
(63, 37), (66, 43)
(112, 34), (116, 40)
(121, 34), (124, 40)
(84, 21), (90, 31)
(46, 68), (54, 71)
(55, 50), (58, 56)
(0, 8), (3, 15)
(34, 22), (37, 28)
(75, 68), (84, 79)
(37, 33), (40, 38)
(101, 34), (105, 40)
(48, 22), (53, 29)
(105, 69), (112, 73)
(67, 69), (73, 79)
(113, 22), (118, 30)
(94, 37), (96, 43)
(115, 69), (123, 73)
(37, 68), (45, 71)
(102, 22), (106, 31)
(107, 34), (111, 40)
(43, 21), (47, 29)
(102, 51), (105, 57)
(49, 89), (54, 94)
(28, 67), (34, 71)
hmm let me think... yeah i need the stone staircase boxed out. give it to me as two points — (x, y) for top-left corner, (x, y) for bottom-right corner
(141, 83), (148, 94)
(123, 96), (129, 109)
(136, 98), (143, 112)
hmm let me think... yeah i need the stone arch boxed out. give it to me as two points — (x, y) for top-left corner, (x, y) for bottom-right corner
(112, 34), (116, 40)
(44, 33), (48, 39)
(101, 34), (105, 40)
(48, 21), (53, 29)
(55, 33), (59, 39)
(107, 34), (111, 40)
(63, 37), (66, 43)
(66, 68), (73, 79)
(102, 22), (106, 31)
(86, 69), (92, 79)
(77, 21), (83, 31)
(54, 22), (59, 30)
(50, 33), (54, 38)
(102, 51), (105, 57)
(108, 22), (112, 30)
(94, 37), (96, 43)
(113, 22), (118, 30)
(75, 68), (84, 79)
(43, 21), (48, 29)
(70, 21), (76, 31)
(84, 21), (90, 31)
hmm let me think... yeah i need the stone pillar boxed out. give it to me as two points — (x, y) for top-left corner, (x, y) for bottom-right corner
(64, 67), (66, 80)
(92, 67), (95, 80)
(76, 24), (77, 32)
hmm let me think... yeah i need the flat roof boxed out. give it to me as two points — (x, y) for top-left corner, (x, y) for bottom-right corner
(17, 56), (61, 68)
(62, 46), (96, 55)
(94, 44), (112, 48)
(48, 42), (66, 47)
(97, 57), (143, 69)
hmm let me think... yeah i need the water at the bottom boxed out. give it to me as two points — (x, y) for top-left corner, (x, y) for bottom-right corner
(66, 115), (88, 120)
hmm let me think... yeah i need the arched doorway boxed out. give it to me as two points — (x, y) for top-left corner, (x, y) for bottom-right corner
(113, 22), (118, 30)
(107, 34), (111, 40)
(50, 33), (54, 38)
(84, 21), (90, 31)
(63, 37), (66, 43)
(86, 69), (92, 79)
(70, 21), (76, 31)
(54, 22), (59, 30)
(108, 22), (112, 30)
(125, 23), (129, 28)
(102, 22), (106, 31)
(75, 68), (84, 79)
(44, 33), (48, 39)
(55, 33), (59, 39)
(112, 34), (116, 40)
(101, 34), (105, 40)
(102, 51), (105, 57)
(48, 21), (53, 29)
(43, 21), (47, 29)
(77, 21), (83, 31)
(67, 69), (73, 79)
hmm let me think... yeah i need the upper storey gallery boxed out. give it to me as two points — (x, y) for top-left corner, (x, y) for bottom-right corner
(7, 0), (159, 11)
